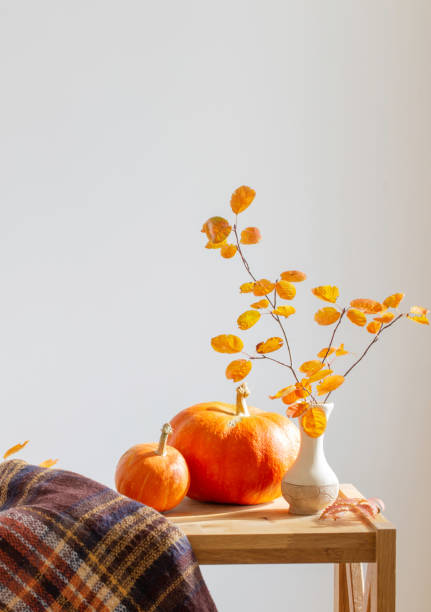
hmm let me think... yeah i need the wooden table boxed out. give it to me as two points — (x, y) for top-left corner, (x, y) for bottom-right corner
(166, 484), (395, 612)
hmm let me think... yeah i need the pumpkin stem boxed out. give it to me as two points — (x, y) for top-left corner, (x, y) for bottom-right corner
(156, 423), (173, 456)
(236, 383), (250, 416)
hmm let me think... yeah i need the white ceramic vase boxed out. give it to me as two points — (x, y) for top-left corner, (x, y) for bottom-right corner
(281, 403), (339, 515)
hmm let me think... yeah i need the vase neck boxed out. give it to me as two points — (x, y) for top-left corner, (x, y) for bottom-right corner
(284, 402), (338, 487)
(315, 402), (334, 422)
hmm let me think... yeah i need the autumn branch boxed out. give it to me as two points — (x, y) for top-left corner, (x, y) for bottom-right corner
(324, 313), (405, 402)
(203, 187), (428, 420)
(232, 223), (301, 385)
(321, 308), (347, 364)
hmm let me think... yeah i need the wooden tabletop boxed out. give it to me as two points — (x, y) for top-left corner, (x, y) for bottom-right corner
(166, 484), (395, 565)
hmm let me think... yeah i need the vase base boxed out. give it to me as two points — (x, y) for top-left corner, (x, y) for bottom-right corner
(281, 481), (339, 515)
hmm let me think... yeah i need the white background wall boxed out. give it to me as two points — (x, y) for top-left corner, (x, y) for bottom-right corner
(1, 1), (430, 610)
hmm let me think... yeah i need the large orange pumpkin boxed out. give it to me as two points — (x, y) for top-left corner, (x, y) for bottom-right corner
(115, 424), (190, 512)
(169, 384), (300, 505)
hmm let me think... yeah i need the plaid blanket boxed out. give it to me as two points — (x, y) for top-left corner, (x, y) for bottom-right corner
(0, 460), (217, 612)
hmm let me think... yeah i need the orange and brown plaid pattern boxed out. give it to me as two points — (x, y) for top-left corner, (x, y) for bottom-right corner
(0, 460), (217, 612)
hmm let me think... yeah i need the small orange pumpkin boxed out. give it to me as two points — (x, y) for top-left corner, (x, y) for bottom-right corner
(169, 384), (300, 505)
(115, 424), (190, 512)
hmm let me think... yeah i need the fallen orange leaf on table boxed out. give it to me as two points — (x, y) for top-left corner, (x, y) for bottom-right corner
(321, 497), (384, 520)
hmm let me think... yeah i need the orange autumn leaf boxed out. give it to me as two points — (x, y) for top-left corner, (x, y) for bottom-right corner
(383, 293), (405, 309)
(374, 312), (395, 324)
(211, 334), (244, 354)
(367, 320), (382, 334)
(39, 459), (58, 469)
(347, 308), (367, 327)
(410, 305), (429, 315)
(237, 310), (261, 330)
(305, 368), (333, 384)
(3, 440), (29, 460)
(226, 359), (252, 382)
(275, 280), (296, 300)
(317, 344), (348, 359)
(240, 227), (262, 245)
(240, 282), (255, 293)
(295, 380), (312, 399)
(349, 298), (383, 314)
(280, 270), (307, 283)
(220, 244), (237, 259)
(301, 407), (327, 438)
(202, 216), (231, 244)
(272, 305), (296, 318)
(408, 315), (429, 325)
(281, 390), (300, 405)
(269, 385), (296, 400)
(336, 343), (348, 356)
(253, 279), (275, 296)
(317, 347), (335, 358)
(230, 185), (256, 214)
(205, 239), (226, 249)
(311, 285), (339, 303)
(256, 337), (283, 354)
(251, 299), (269, 309)
(407, 305), (430, 325)
(317, 375), (345, 395)
(278, 380), (312, 404)
(286, 402), (309, 418)
(314, 307), (340, 326)
(299, 360), (324, 376)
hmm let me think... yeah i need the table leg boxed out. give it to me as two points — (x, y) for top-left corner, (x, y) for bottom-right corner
(364, 564), (376, 612)
(334, 563), (363, 611)
(334, 564), (349, 611)
(364, 528), (396, 612)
